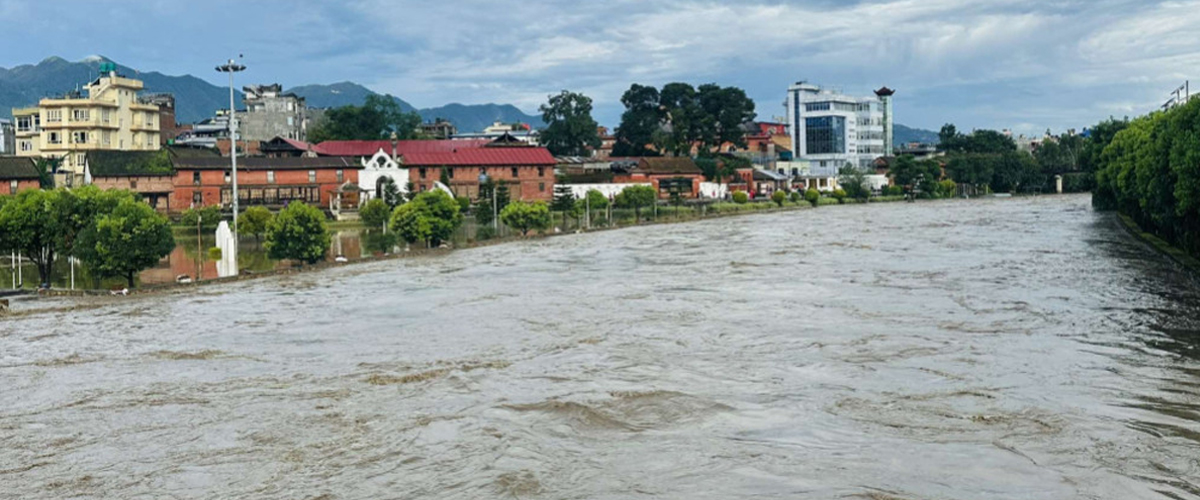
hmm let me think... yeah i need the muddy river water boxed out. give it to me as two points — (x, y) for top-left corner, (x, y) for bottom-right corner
(2, 194), (1198, 499)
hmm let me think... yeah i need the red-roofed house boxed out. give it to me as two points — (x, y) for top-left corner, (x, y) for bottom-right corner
(404, 145), (557, 201)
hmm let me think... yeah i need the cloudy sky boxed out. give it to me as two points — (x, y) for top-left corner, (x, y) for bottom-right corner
(2, 0), (1197, 133)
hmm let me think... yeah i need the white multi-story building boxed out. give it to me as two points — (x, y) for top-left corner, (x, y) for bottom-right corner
(786, 82), (894, 172)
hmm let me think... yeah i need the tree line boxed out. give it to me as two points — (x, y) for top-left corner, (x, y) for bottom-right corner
(1092, 98), (1199, 257)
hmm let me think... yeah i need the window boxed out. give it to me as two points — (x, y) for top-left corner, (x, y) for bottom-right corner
(336, 170), (343, 183)
(102, 131), (111, 145)
(539, 182), (545, 192)
(9, 180), (17, 195)
(267, 171), (276, 184)
(71, 109), (89, 122)
(130, 179), (138, 190)
(419, 168), (427, 179)
(308, 170), (316, 183)
(805, 102), (830, 112)
(72, 131), (88, 144)
(102, 109), (111, 123)
(16, 116), (33, 132)
(18, 140), (32, 152)
(287, 116), (294, 126)
(447, 168), (454, 179)
(193, 192), (202, 204)
(538, 167), (545, 177)
(46, 109), (62, 122)
(224, 172), (231, 184)
(47, 131), (62, 144)
(511, 167), (519, 178)
(193, 172), (201, 185)
(75, 153), (85, 167)
(805, 116), (846, 155)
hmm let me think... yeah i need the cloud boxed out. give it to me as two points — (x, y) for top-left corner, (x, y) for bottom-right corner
(2, 0), (1197, 132)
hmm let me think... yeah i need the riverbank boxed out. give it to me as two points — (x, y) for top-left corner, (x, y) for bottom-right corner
(1116, 213), (1200, 276)
(2, 194), (939, 305)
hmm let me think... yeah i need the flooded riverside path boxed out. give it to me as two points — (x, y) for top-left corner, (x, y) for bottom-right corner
(2, 194), (1200, 499)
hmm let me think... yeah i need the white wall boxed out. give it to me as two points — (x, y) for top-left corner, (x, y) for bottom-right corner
(564, 183), (651, 200)
(699, 182), (729, 199)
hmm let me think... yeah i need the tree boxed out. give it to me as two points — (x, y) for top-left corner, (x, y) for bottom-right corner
(550, 184), (577, 227)
(379, 177), (403, 209)
(656, 82), (701, 156)
(389, 190), (463, 247)
(582, 189), (609, 226)
(75, 199), (174, 288)
(613, 84), (663, 157)
(991, 151), (1041, 193)
(614, 185), (657, 222)
(838, 164), (871, 200)
(360, 197), (392, 229)
(890, 155), (942, 194)
(32, 157), (58, 189)
(308, 94), (422, 142)
(539, 90), (602, 156)
(238, 206), (273, 243)
(264, 201), (330, 264)
(771, 190), (786, 207)
(180, 206), (223, 232)
(0, 189), (63, 286)
(696, 84), (756, 153)
(500, 201), (552, 236)
(804, 188), (821, 207)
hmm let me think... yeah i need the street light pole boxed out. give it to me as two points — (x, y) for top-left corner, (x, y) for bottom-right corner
(216, 58), (246, 236)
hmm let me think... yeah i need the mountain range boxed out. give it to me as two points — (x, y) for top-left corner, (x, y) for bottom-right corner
(0, 56), (939, 142)
(0, 56), (543, 133)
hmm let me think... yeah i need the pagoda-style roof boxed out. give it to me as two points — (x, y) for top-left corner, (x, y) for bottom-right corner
(874, 86), (896, 96)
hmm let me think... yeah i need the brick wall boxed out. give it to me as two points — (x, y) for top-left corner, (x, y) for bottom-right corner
(408, 165), (554, 201)
(171, 167), (358, 213)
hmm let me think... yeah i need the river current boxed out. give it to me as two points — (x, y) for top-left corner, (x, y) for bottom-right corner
(2, 194), (1198, 499)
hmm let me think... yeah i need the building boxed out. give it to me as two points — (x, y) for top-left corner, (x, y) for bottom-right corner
(612, 157), (705, 199)
(0, 119), (14, 155)
(419, 119), (457, 139)
(261, 137), (315, 158)
(0, 157), (40, 195)
(404, 142), (558, 201)
(12, 64), (161, 187)
(786, 82), (893, 172)
(142, 94), (181, 146)
(237, 84), (309, 142)
(171, 156), (359, 212)
(83, 150), (176, 212)
(452, 121), (540, 145)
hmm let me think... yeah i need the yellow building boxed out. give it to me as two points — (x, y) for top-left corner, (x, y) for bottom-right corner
(12, 67), (160, 187)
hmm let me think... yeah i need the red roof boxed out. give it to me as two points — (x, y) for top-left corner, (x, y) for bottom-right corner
(403, 147), (557, 167)
(280, 138), (312, 150)
(312, 139), (491, 157)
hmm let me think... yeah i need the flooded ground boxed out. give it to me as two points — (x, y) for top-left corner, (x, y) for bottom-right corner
(2, 194), (1198, 499)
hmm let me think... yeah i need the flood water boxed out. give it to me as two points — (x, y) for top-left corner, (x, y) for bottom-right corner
(2, 194), (1199, 499)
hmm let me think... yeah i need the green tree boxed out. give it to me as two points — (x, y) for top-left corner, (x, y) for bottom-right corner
(33, 157), (58, 189)
(804, 188), (821, 207)
(656, 82), (701, 156)
(238, 206), (273, 243)
(379, 177), (402, 208)
(550, 184), (577, 227)
(75, 199), (175, 288)
(500, 201), (552, 236)
(180, 206), (223, 232)
(389, 190), (463, 247)
(771, 190), (786, 207)
(696, 84), (757, 153)
(539, 90), (602, 156)
(838, 164), (871, 200)
(0, 189), (62, 286)
(582, 189), (610, 226)
(615, 184), (657, 222)
(890, 155), (942, 195)
(264, 201), (330, 264)
(613, 84), (663, 157)
(309, 94), (422, 142)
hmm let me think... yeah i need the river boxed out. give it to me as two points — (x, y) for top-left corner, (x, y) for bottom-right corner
(1, 194), (1198, 499)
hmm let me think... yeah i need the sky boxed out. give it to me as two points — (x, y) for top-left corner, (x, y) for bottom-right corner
(2, 0), (1198, 134)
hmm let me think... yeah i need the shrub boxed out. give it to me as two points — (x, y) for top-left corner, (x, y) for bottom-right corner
(732, 191), (749, 204)
(938, 180), (958, 198)
(501, 201), (552, 236)
(789, 191), (801, 203)
(833, 189), (848, 204)
(455, 196), (471, 214)
(885, 185), (904, 196)
(180, 205), (222, 232)
(771, 190), (786, 207)
(804, 188), (821, 207)
(238, 206), (273, 242)
(264, 201), (330, 264)
(359, 198), (391, 228)
(390, 190), (463, 247)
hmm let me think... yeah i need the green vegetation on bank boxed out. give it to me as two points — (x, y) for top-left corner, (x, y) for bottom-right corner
(1093, 98), (1200, 258)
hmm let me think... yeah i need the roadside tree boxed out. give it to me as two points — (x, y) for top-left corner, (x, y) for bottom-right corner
(265, 201), (331, 264)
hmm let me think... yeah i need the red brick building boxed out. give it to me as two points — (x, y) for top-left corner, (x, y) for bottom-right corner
(84, 150), (178, 212)
(613, 157), (705, 199)
(0, 157), (41, 195)
(405, 145), (558, 201)
(171, 156), (359, 212)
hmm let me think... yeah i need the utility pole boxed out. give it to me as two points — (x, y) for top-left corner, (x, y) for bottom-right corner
(216, 58), (245, 269)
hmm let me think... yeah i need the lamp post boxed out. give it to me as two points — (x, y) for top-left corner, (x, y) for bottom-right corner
(216, 58), (245, 237)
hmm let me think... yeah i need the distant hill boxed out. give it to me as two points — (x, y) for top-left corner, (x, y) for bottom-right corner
(0, 56), (241, 124)
(287, 83), (543, 133)
(894, 124), (939, 145)
(0, 56), (543, 133)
